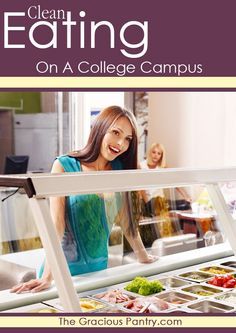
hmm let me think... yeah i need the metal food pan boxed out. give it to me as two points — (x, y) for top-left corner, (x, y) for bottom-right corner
(91, 289), (137, 305)
(73, 297), (108, 313)
(177, 271), (214, 283)
(121, 296), (171, 313)
(220, 261), (236, 269)
(43, 296), (107, 313)
(157, 291), (198, 305)
(92, 278), (164, 298)
(215, 292), (236, 306)
(204, 279), (236, 291)
(157, 276), (192, 288)
(187, 300), (234, 313)
(181, 284), (222, 297)
(127, 288), (169, 299)
(199, 266), (235, 275)
(166, 307), (198, 313)
(95, 306), (131, 313)
(121, 288), (165, 297)
(121, 280), (165, 297)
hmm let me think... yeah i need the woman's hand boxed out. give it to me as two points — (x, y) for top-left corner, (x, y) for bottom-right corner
(138, 253), (159, 264)
(134, 248), (159, 264)
(123, 229), (159, 265)
(10, 278), (52, 294)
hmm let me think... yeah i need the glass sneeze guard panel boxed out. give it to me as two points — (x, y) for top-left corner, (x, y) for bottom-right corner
(1, 167), (236, 312)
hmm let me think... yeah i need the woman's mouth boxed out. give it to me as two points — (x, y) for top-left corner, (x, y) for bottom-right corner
(108, 145), (121, 155)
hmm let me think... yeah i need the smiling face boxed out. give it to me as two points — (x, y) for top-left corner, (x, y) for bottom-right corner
(100, 116), (133, 162)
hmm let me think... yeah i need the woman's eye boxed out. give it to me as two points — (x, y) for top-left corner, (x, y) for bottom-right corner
(126, 137), (132, 143)
(112, 130), (119, 136)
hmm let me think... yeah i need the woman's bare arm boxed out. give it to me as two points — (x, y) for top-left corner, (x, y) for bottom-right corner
(116, 193), (158, 263)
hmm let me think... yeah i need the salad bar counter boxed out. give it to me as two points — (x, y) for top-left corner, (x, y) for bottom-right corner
(5, 255), (236, 313)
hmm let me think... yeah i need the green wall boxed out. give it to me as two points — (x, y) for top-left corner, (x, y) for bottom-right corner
(0, 92), (41, 114)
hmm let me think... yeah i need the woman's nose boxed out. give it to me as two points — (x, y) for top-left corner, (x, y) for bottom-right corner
(116, 137), (124, 145)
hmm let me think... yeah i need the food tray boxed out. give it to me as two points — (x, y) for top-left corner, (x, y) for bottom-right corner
(157, 291), (198, 305)
(181, 284), (223, 297)
(121, 296), (172, 313)
(92, 289), (137, 305)
(220, 261), (236, 269)
(187, 300), (234, 313)
(166, 307), (199, 313)
(157, 276), (192, 288)
(215, 292), (236, 306)
(96, 306), (130, 313)
(43, 296), (107, 312)
(177, 271), (214, 283)
(122, 276), (165, 296)
(205, 274), (236, 289)
(199, 266), (235, 275)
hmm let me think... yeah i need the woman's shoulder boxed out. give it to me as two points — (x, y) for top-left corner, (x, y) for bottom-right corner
(51, 159), (65, 173)
(56, 155), (82, 172)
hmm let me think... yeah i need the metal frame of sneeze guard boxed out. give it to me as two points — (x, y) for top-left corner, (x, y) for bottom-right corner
(1, 166), (236, 312)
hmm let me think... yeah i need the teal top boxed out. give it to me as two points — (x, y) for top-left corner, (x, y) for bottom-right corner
(39, 155), (122, 277)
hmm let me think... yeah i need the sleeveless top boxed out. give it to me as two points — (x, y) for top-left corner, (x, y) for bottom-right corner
(39, 155), (122, 277)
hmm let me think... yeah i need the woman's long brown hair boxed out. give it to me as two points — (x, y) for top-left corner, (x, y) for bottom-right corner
(69, 105), (138, 170)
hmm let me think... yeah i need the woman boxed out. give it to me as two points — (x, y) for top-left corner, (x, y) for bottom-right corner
(11, 106), (157, 293)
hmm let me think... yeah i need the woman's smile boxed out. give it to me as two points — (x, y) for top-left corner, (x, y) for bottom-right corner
(108, 144), (122, 155)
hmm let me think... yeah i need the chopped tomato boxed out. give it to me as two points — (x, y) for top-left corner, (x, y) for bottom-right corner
(208, 274), (236, 288)
(223, 279), (236, 288)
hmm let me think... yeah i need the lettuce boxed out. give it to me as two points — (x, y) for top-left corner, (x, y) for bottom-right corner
(124, 276), (164, 296)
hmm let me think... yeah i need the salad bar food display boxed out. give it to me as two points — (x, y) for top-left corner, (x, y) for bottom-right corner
(5, 257), (236, 314)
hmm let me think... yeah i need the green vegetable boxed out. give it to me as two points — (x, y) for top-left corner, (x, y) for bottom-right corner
(125, 277), (147, 293)
(124, 277), (164, 296)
